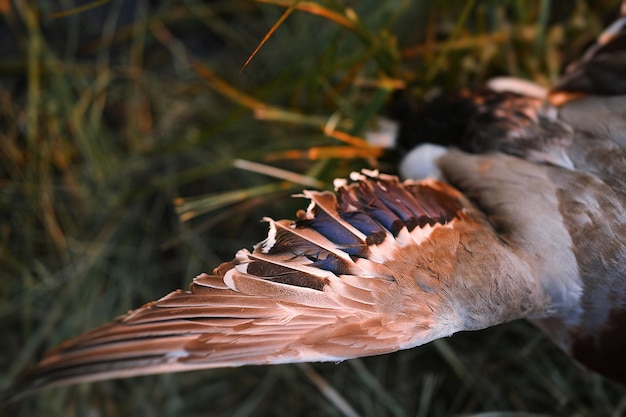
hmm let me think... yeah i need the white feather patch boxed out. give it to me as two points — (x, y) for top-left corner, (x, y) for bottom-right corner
(259, 217), (278, 253)
(486, 76), (547, 98)
(399, 143), (447, 180)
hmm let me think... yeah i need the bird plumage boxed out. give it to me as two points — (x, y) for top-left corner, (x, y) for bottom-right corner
(401, 15), (626, 383)
(13, 172), (556, 395)
(439, 149), (626, 383)
(10, 13), (626, 398)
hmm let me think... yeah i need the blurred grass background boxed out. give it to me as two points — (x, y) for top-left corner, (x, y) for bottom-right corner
(2, 0), (626, 416)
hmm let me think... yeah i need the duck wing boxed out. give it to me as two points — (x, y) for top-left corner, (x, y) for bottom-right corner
(14, 171), (551, 396)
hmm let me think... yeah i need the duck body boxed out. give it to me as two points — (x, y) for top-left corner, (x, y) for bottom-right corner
(397, 17), (626, 385)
